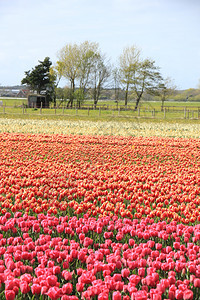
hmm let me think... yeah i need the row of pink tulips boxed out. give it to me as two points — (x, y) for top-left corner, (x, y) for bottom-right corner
(0, 213), (200, 299)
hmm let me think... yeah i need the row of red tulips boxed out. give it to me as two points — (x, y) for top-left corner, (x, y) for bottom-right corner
(0, 133), (199, 223)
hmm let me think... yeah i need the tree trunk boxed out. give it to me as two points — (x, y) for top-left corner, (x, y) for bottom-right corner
(96, 84), (101, 104)
(161, 98), (165, 111)
(125, 89), (128, 107)
(135, 95), (141, 110)
(94, 100), (98, 109)
(67, 99), (72, 108)
(53, 98), (56, 108)
(53, 93), (56, 108)
(93, 84), (97, 109)
(68, 79), (75, 108)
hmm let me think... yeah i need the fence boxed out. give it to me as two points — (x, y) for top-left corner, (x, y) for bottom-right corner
(0, 104), (200, 120)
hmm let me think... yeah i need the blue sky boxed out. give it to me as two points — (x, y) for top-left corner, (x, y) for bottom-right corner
(0, 0), (200, 89)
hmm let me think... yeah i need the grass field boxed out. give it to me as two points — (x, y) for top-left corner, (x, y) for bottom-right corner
(0, 98), (200, 123)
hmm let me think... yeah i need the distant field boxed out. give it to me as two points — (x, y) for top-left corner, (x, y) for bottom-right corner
(1, 97), (200, 108)
(0, 98), (27, 106)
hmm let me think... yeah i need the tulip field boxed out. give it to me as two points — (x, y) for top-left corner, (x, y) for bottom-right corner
(0, 119), (200, 299)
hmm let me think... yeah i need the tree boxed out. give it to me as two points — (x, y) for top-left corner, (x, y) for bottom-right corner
(112, 67), (121, 102)
(159, 77), (177, 110)
(55, 86), (71, 107)
(56, 43), (81, 107)
(90, 54), (111, 108)
(133, 59), (164, 110)
(119, 46), (141, 106)
(78, 41), (100, 94)
(119, 46), (164, 109)
(56, 41), (110, 108)
(56, 41), (99, 107)
(21, 57), (55, 103)
(74, 88), (85, 108)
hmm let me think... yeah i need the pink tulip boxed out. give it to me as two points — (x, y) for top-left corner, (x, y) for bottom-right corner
(62, 283), (73, 295)
(132, 290), (148, 300)
(76, 282), (84, 292)
(112, 291), (121, 300)
(57, 225), (64, 233)
(41, 286), (48, 295)
(129, 239), (135, 246)
(113, 273), (122, 282)
(122, 296), (130, 300)
(175, 289), (184, 300)
(47, 275), (58, 287)
(61, 296), (70, 300)
(31, 284), (41, 294)
(62, 270), (72, 281)
(138, 268), (145, 277)
(156, 282), (166, 293)
(5, 280), (15, 291)
(20, 273), (32, 283)
(129, 274), (141, 286)
(47, 286), (61, 300)
(53, 266), (61, 275)
(121, 268), (130, 278)
(98, 292), (109, 300)
(183, 289), (193, 300)
(194, 278), (200, 287)
(114, 281), (124, 291)
(19, 281), (30, 294)
(5, 290), (15, 300)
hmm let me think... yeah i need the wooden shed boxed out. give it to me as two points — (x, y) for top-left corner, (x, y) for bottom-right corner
(28, 94), (49, 108)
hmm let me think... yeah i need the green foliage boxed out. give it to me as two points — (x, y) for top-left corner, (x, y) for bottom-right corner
(21, 57), (56, 103)
(56, 41), (110, 107)
(119, 46), (164, 108)
(158, 77), (177, 109)
(74, 88), (85, 108)
(173, 88), (200, 101)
